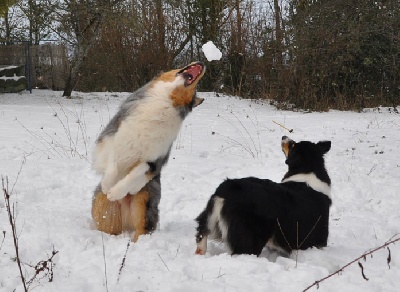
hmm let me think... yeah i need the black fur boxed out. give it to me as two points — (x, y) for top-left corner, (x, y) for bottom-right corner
(144, 152), (171, 232)
(145, 174), (161, 232)
(195, 137), (332, 256)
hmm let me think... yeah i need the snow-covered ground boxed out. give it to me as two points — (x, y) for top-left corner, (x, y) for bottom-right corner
(0, 90), (399, 292)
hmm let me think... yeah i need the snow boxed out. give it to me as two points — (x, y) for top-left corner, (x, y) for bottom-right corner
(0, 66), (20, 72)
(0, 90), (399, 292)
(0, 75), (26, 81)
(202, 41), (222, 61)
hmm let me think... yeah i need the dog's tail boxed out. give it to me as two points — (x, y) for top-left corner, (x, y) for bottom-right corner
(195, 196), (225, 255)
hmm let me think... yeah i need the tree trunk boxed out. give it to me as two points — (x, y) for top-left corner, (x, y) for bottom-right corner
(155, 0), (168, 66)
(5, 11), (11, 45)
(62, 0), (123, 97)
(274, 0), (283, 66)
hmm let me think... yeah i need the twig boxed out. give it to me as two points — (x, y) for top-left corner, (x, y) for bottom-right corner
(296, 222), (299, 268)
(358, 262), (369, 281)
(101, 233), (109, 292)
(214, 132), (256, 158)
(298, 216), (321, 248)
(216, 267), (225, 278)
(387, 247), (391, 269)
(117, 240), (131, 283)
(276, 218), (292, 250)
(367, 163), (378, 176)
(0, 230), (5, 251)
(175, 244), (180, 259)
(279, 216), (321, 268)
(157, 253), (170, 272)
(229, 110), (261, 157)
(2, 176), (27, 292)
(217, 110), (261, 158)
(26, 246), (59, 288)
(272, 120), (293, 133)
(11, 155), (26, 194)
(303, 235), (400, 291)
(16, 118), (65, 159)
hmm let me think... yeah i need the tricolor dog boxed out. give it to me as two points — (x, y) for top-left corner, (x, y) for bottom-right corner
(92, 62), (205, 242)
(195, 136), (332, 256)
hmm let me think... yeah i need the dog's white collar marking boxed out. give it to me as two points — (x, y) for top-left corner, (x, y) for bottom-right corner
(282, 173), (331, 198)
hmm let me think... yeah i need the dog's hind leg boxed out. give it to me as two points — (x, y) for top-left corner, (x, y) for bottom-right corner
(119, 188), (149, 242)
(92, 186), (122, 235)
(145, 175), (161, 233)
(107, 162), (152, 201)
(195, 196), (224, 255)
(195, 209), (209, 255)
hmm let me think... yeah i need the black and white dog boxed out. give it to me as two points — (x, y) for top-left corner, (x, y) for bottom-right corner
(195, 136), (332, 256)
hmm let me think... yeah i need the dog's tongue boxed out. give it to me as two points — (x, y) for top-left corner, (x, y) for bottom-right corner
(187, 64), (202, 79)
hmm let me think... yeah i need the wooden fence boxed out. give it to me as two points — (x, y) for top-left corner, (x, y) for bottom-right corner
(0, 42), (68, 90)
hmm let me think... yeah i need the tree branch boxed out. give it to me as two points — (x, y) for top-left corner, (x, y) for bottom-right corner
(303, 235), (400, 291)
(2, 176), (27, 292)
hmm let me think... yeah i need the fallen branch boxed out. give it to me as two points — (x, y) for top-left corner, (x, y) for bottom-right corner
(272, 120), (293, 133)
(303, 235), (400, 291)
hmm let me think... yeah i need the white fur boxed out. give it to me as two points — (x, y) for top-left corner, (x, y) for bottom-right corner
(196, 236), (208, 255)
(196, 197), (227, 255)
(208, 197), (231, 250)
(266, 236), (289, 255)
(107, 162), (150, 201)
(282, 173), (331, 198)
(93, 77), (186, 198)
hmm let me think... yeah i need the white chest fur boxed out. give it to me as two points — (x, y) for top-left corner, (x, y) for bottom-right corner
(114, 97), (182, 166)
(93, 84), (183, 174)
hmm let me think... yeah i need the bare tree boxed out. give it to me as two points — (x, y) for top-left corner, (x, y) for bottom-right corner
(49, 0), (124, 97)
(0, 0), (20, 44)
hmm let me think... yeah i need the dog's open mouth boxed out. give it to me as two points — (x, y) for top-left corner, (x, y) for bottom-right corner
(177, 62), (205, 87)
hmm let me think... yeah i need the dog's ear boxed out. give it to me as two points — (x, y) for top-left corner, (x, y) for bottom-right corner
(317, 141), (331, 154)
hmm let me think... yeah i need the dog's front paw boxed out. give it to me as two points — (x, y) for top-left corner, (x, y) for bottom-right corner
(101, 176), (116, 194)
(101, 180), (111, 194)
(107, 185), (127, 201)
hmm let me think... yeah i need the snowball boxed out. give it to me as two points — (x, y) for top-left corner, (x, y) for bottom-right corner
(202, 41), (222, 61)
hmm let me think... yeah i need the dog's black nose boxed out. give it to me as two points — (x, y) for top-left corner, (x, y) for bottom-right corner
(282, 136), (288, 140)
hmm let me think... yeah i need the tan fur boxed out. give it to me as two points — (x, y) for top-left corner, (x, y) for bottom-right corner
(155, 69), (180, 83)
(282, 143), (290, 157)
(282, 141), (295, 158)
(130, 191), (149, 242)
(92, 188), (149, 242)
(170, 87), (196, 107)
(92, 191), (122, 235)
(154, 63), (205, 107)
